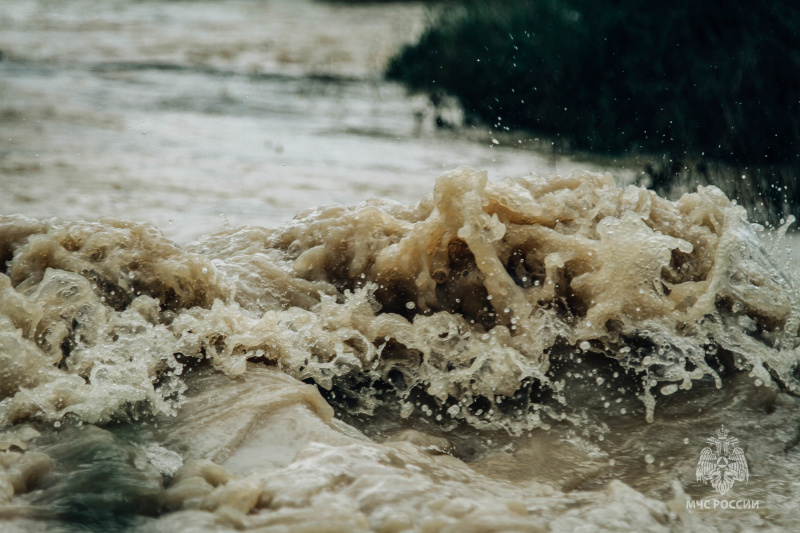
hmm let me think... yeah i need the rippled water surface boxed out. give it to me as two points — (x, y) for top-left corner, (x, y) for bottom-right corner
(1, 2), (799, 532)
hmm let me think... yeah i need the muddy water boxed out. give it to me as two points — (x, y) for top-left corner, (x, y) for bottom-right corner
(0, 0), (629, 244)
(2, 1), (800, 532)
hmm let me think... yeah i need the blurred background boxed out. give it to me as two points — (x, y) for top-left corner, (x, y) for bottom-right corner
(388, 0), (800, 226)
(1, 0), (796, 242)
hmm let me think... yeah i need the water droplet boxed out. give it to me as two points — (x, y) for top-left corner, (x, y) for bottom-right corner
(661, 384), (679, 395)
(645, 454), (655, 464)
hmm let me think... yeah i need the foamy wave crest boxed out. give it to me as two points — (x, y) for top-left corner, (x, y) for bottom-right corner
(1, 167), (797, 430)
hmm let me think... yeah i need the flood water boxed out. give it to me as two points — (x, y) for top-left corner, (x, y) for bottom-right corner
(0, 0), (628, 243)
(1, 1), (799, 532)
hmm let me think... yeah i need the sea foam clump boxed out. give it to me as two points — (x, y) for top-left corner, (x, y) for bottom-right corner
(0, 168), (797, 430)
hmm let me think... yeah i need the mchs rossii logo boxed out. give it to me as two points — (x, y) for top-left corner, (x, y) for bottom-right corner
(686, 425), (760, 510)
(696, 425), (749, 495)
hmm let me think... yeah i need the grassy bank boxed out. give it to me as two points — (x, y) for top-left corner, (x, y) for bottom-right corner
(387, 0), (800, 223)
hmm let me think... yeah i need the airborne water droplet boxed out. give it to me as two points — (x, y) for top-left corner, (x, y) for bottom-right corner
(660, 384), (679, 395)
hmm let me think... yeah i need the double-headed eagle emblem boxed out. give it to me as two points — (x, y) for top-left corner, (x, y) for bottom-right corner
(696, 425), (749, 495)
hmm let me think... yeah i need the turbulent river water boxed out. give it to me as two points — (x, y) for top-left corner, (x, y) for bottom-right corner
(2, 1), (800, 532)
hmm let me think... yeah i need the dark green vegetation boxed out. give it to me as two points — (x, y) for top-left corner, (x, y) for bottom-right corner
(388, 0), (800, 222)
